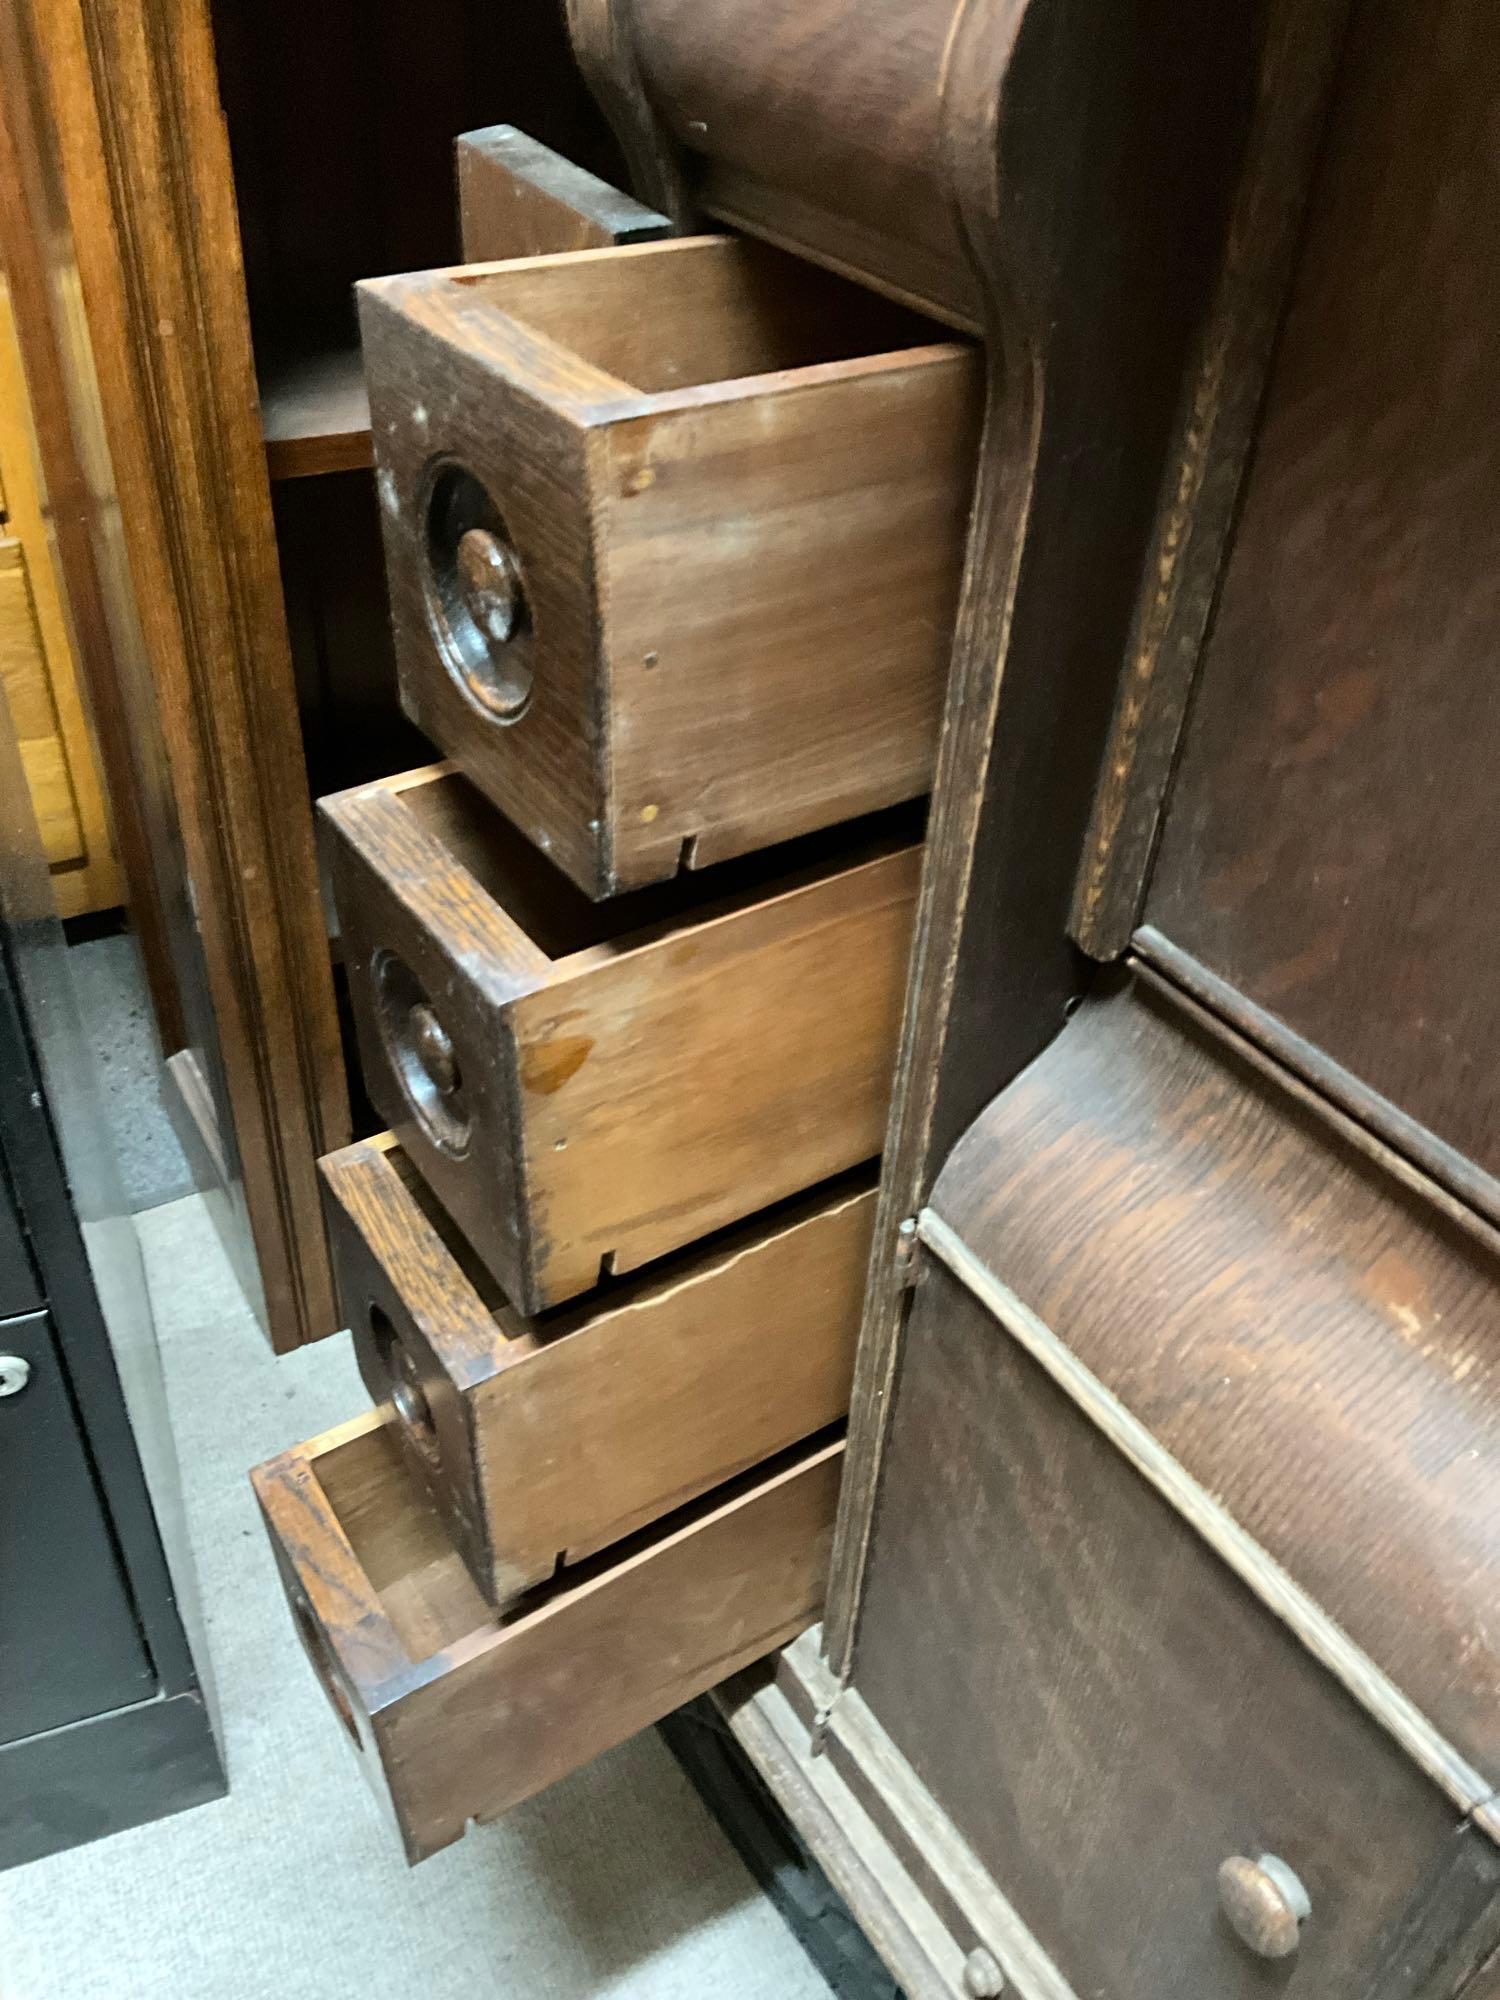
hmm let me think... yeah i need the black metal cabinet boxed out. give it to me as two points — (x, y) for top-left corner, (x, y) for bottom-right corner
(0, 1304), (156, 1744)
(0, 929), (224, 1867)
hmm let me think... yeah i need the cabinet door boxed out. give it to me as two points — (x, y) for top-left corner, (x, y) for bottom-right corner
(0, 1308), (154, 1744)
(0, 0), (347, 1350)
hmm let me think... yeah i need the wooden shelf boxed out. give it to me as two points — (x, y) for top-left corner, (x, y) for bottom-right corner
(259, 347), (372, 480)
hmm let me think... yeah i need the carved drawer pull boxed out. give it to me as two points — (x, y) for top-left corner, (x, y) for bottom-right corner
(1217, 1853), (1311, 1959)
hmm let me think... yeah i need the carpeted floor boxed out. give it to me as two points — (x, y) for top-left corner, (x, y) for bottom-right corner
(0, 1192), (834, 2000)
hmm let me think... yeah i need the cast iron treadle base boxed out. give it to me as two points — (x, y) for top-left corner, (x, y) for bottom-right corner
(658, 1699), (906, 2000)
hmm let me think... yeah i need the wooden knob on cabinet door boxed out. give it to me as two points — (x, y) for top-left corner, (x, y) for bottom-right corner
(409, 1002), (459, 1098)
(1218, 1854), (1311, 1959)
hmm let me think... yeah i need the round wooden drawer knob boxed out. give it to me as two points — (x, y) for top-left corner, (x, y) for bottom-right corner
(1218, 1853), (1311, 1959)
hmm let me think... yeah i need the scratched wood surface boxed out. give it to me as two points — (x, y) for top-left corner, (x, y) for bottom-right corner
(323, 763), (918, 1313)
(323, 1130), (873, 1603)
(359, 234), (978, 897)
(253, 1411), (843, 1861)
(1140, 0), (1500, 1211)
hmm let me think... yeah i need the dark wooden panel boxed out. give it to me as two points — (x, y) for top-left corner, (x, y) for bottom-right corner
(856, 1259), (1463, 2000)
(824, 0), (1265, 1659)
(1143, 0), (1500, 1193)
(211, 0), (625, 361)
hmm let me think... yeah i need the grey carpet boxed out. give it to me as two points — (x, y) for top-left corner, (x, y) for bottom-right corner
(0, 1194), (834, 2000)
(65, 934), (195, 1212)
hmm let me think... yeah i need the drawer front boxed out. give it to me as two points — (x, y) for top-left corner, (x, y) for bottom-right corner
(253, 1412), (842, 1862)
(359, 234), (978, 898)
(323, 765), (916, 1313)
(322, 1131), (873, 1604)
(855, 1261), (1470, 1999)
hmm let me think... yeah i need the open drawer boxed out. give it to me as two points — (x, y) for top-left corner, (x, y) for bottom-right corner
(252, 1411), (842, 1862)
(322, 763), (918, 1313)
(358, 234), (980, 897)
(324, 1130), (874, 1605)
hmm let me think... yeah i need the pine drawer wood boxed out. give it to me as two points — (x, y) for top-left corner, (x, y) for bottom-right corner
(322, 763), (918, 1313)
(252, 1411), (842, 1861)
(322, 1130), (873, 1605)
(358, 234), (979, 898)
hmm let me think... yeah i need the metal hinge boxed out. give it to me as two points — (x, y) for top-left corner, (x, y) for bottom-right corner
(893, 1215), (921, 1289)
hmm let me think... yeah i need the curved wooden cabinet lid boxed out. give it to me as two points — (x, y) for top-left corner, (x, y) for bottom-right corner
(624, 0), (976, 324)
(927, 975), (1500, 1819)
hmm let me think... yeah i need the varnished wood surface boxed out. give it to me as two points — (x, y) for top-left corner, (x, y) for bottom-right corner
(253, 1411), (843, 1861)
(0, 288), (120, 912)
(325, 764), (918, 1314)
(0, 34), (177, 1021)
(625, 0), (975, 324)
(7, 0), (347, 1347)
(856, 1260), (1468, 2000)
(1141, 0), (1500, 1206)
(323, 1131), (873, 1602)
(927, 977), (1500, 1791)
(360, 235), (978, 897)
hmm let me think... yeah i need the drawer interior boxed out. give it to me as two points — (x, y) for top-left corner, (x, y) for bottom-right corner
(383, 765), (922, 964)
(315, 1417), (492, 1659)
(449, 235), (955, 395)
(257, 1411), (844, 1858)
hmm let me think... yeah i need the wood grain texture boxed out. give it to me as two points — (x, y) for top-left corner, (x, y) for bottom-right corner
(1069, 0), (1353, 956)
(1141, 0), (1500, 1208)
(10, 0), (346, 1346)
(0, 287), (120, 912)
(0, 20), (179, 1025)
(856, 1258), (1471, 2000)
(564, 0), (690, 225)
(359, 234), (978, 897)
(323, 1130), (873, 1603)
(618, 0), (977, 324)
(457, 123), (670, 262)
(323, 762), (918, 1313)
(825, 0), (1263, 1667)
(926, 977), (1500, 1797)
(0, 539), (82, 869)
(253, 1410), (843, 1861)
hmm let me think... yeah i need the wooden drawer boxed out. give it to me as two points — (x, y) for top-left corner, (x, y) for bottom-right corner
(358, 234), (979, 898)
(252, 1411), (842, 1861)
(322, 764), (917, 1313)
(857, 1258), (1488, 1998)
(322, 1129), (874, 1604)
